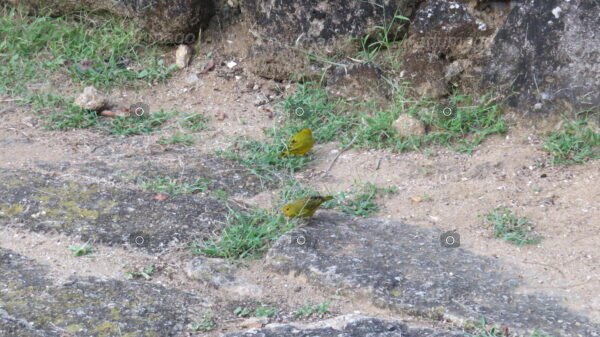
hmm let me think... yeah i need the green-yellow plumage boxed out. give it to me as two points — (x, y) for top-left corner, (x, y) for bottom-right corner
(281, 128), (314, 157)
(281, 195), (333, 218)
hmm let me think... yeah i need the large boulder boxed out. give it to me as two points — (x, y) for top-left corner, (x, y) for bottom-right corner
(482, 0), (600, 115)
(4, 0), (215, 43)
(242, 0), (421, 81)
(400, 0), (599, 116)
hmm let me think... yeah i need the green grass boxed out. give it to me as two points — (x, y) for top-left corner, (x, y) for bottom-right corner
(222, 83), (504, 183)
(125, 264), (156, 280)
(0, 7), (176, 133)
(468, 319), (555, 337)
(103, 110), (172, 135)
(233, 306), (252, 318)
(281, 83), (354, 143)
(329, 183), (397, 217)
(142, 176), (210, 195)
(45, 101), (99, 130)
(192, 208), (292, 259)
(0, 7), (174, 98)
(293, 302), (330, 318)
(218, 132), (313, 181)
(68, 243), (92, 257)
(484, 207), (540, 246)
(277, 179), (319, 205)
(282, 83), (506, 153)
(158, 133), (195, 146)
(543, 119), (599, 165)
(46, 106), (172, 134)
(352, 93), (506, 153)
(178, 112), (209, 131)
(188, 312), (215, 332)
(359, 10), (409, 62)
(254, 306), (278, 318)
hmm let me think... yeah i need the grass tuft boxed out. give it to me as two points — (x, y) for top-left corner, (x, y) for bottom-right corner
(0, 7), (174, 98)
(484, 207), (540, 246)
(293, 302), (331, 319)
(141, 176), (210, 195)
(192, 208), (292, 260)
(543, 119), (599, 165)
(331, 183), (397, 217)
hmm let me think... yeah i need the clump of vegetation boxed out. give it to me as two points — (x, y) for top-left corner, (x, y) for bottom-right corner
(543, 119), (599, 165)
(192, 208), (292, 259)
(141, 176), (210, 195)
(125, 265), (156, 280)
(158, 133), (195, 146)
(68, 242), (93, 257)
(188, 312), (215, 332)
(254, 306), (278, 318)
(0, 7), (174, 99)
(218, 133), (312, 181)
(178, 112), (209, 131)
(467, 318), (555, 337)
(329, 183), (397, 217)
(104, 110), (172, 135)
(484, 207), (541, 246)
(293, 302), (331, 319)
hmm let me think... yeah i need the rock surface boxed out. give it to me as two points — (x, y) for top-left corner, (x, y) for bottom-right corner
(224, 315), (464, 337)
(266, 213), (600, 337)
(0, 157), (260, 252)
(74, 86), (107, 111)
(327, 63), (390, 104)
(0, 248), (203, 337)
(5, 0), (215, 43)
(242, 0), (418, 47)
(482, 0), (600, 114)
(392, 114), (426, 137)
(175, 44), (194, 68)
(243, 0), (419, 81)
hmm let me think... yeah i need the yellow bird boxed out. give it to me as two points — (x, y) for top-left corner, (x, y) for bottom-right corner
(281, 196), (333, 218)
(281, 128), (314, 157)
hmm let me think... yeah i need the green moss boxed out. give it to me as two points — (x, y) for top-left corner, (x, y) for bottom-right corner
(94, 321), (121, 336)
(66, 323), (84, 334)
(109, 307), (122, 321)
(34, 183), (116, 223)
(0, 203), (24, 217)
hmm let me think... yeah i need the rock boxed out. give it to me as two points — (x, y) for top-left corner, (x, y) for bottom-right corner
(242, 0), (418, 48)
(326, 63), (390, 105)
(401, 0), (485, 99)
(224, 314), (464, 337)
(0, 248), (205, 337)
(482, 0), (600, 114)
(246, 43), (321, 82)
(392, 114), (426, 138)
(239, 317), (267, 329)
(175, 45), (193, 69)
(243, 0), (420, 80)
(266, 214), (599, 337)
(6, 0), (215, 44)
(185, 257), (235, 287)
(0, 168), (231, 253)
(74, 86), (107, 111)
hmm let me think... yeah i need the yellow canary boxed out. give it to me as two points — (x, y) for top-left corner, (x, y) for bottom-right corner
(281, 196), (333, 218)
(281, 128), (314, 157)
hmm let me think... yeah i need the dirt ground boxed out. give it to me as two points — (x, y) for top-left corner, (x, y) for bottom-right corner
(1, 30), (599, 335)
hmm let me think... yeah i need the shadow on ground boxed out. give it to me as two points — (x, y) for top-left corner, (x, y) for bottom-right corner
(0, 248), (203, 337)
(266, 213), (599, 337)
